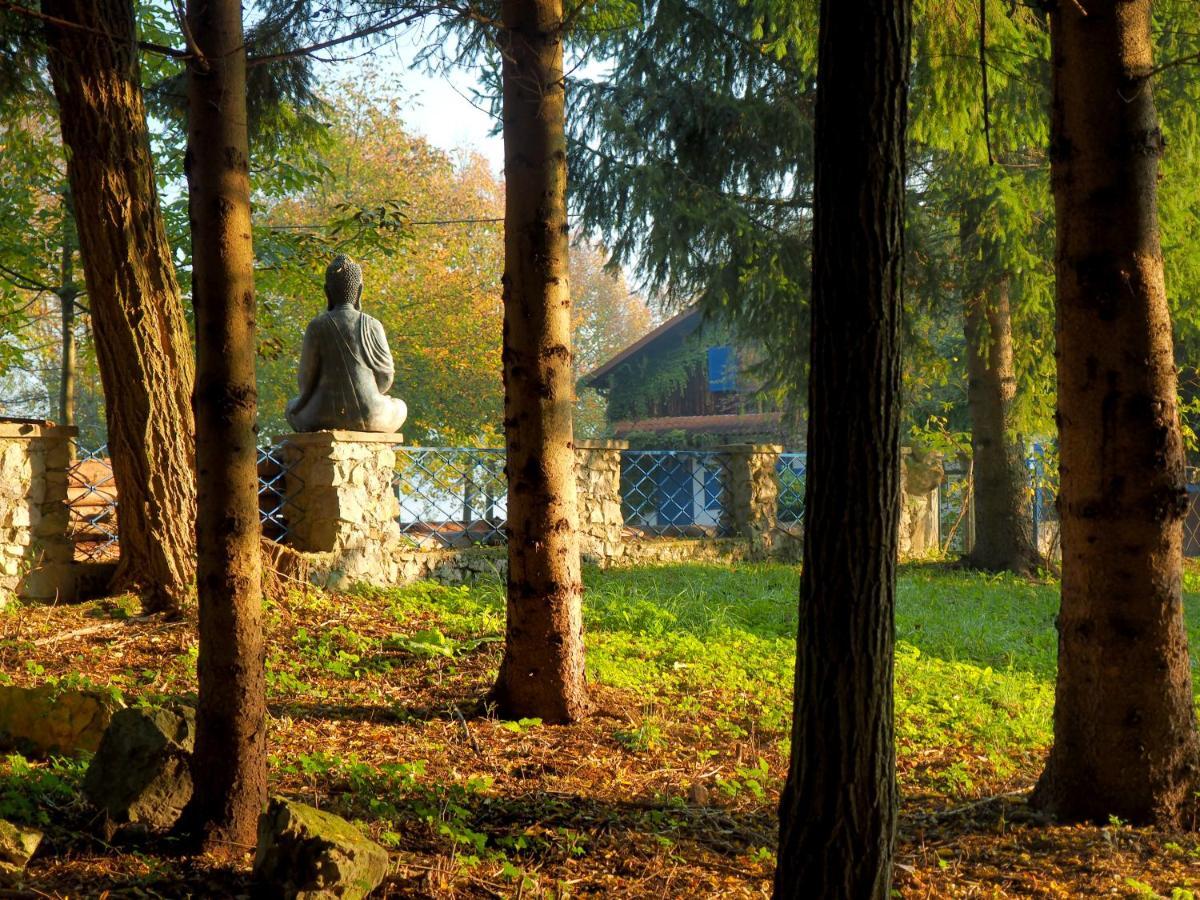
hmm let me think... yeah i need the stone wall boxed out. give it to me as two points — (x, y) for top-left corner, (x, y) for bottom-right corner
(278, 431), (403, 586)
(5, 426), (948, 602)
(303, 545), (508, 591)
(0, 422), (76, 604)
(574, 440), (626, 563)
(720, 444), (784, 556)
(276, 433), (942, 592)
(899, 450), (944, 557)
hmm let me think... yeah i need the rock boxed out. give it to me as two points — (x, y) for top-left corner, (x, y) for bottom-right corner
(83, 705), (195, 829)
(0, 684), (122, 757)
(0, 819), (41, 873)
(254, 797), (389, 899)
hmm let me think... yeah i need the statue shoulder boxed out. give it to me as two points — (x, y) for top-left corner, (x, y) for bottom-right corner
(306, 310), (333, 331)
(361, 313), (389, 338)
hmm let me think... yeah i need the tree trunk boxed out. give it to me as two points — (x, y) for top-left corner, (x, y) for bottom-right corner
(961, 220), (1040, 574)
(489, 0), (589, 723)
(1031, 0), (1200, 826)
(773, 0), (910, 897)
(175, 0), (268, 855)
(42, 0), (197, 613)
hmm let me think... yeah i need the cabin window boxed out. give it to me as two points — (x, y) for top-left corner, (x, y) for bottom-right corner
(707, 345), (738, 392)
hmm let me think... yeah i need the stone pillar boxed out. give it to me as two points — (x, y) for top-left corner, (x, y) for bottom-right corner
(898, 448), (944, 557)
(574, 439), (628, 564)
(719, 443), (782, 551)
(0, 421), (77, 604)
(277, 432), (402, 583)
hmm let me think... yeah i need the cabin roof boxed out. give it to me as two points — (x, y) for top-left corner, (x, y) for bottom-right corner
(581, 305), (702, 388)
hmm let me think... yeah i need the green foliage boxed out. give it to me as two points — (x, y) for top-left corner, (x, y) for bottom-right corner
(904, 3), (1057, 441)
(383, 628), (501, 659)
(604, 323), (724, 422)
(569, 0), (816, 401)
(613, 719), (665, 752)
(368, 562), (1092, 798)
(0, 754), (85, 827)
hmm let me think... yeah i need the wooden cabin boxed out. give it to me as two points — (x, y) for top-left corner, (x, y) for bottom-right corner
(580, 306), (797, 446)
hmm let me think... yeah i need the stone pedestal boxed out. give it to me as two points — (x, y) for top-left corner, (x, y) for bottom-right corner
(277, 431), (402, 558)
(0, 422), (77, 604)
(899, 449), (943, 557)
(574, 440), (628, 563)
(720, 443), (782, 550)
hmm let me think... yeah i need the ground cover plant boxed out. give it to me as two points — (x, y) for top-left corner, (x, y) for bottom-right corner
(0, 561), (1199, 896)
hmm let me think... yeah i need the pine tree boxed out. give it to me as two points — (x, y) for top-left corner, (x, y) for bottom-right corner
(175, 0), (268, 853)
(1031, 0), (1200, 826)
(959, 202), (1042, 574)
(568, 0), (816, 397)
(489, 0), (590, 723)
(774, 0), (911, 895)
(41, 0), (197, 613)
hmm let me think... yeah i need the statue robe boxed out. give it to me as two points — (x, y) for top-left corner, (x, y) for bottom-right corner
(286, 306), (407, 434)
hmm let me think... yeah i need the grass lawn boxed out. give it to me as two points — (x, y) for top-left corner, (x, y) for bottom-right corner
(1, 561), (1199, 896)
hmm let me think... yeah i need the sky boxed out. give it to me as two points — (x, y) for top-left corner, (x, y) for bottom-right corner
(315, 25), (651, 313)
(326, 30), (506, 173)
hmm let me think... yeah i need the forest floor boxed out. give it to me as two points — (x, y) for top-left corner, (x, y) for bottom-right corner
(0, 561), (1199, 898)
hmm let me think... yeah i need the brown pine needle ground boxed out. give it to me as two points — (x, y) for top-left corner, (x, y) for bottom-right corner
(0, 562), (1196, 897)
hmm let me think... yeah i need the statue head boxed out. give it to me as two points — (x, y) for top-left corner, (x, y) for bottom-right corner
(324, 254), (363, 310)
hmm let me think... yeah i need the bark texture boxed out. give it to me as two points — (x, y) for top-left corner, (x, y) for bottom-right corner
(489, 0), (589, 723)
(1032, 0), (1200, 826)
(176, 0), (268, 855)
(773, 0), (910, 897)
(961, 219), (1040, 574)
(42, 0), (197, 611)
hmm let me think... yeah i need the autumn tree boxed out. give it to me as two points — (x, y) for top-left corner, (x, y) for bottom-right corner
(175, 0), (268, 853)
(570, 241), (652, 373)
(570, 240), (652, 437)
(0, 101), (89, 429)
(489, 0), (589, 722)
(40, 0), (197, 612)
(774, 0), (911, 896)
(256, 82), (507, 443)
(1031, 0), (1200, 825)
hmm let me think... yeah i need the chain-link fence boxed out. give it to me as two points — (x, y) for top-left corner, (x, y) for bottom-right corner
(68, 444), (119, 562)
(1186, 485), (1200, 556)
(67, 444), (515, 554)
(66, 440), (1200, 560)
(619, 450), (732, 538)
(393, 447), (507, 548)
(68, 443), (307, 559)
(257, 443), (301, 544)
(777, 452), (806, 531)
(938, 462), (974, 555)
(939, 452), (1062, 558)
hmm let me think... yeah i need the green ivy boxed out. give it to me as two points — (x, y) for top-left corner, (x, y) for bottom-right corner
(605, 323), (735, 423)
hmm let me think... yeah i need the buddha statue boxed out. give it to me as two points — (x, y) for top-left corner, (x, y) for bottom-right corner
(285, 255), (407, 434)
